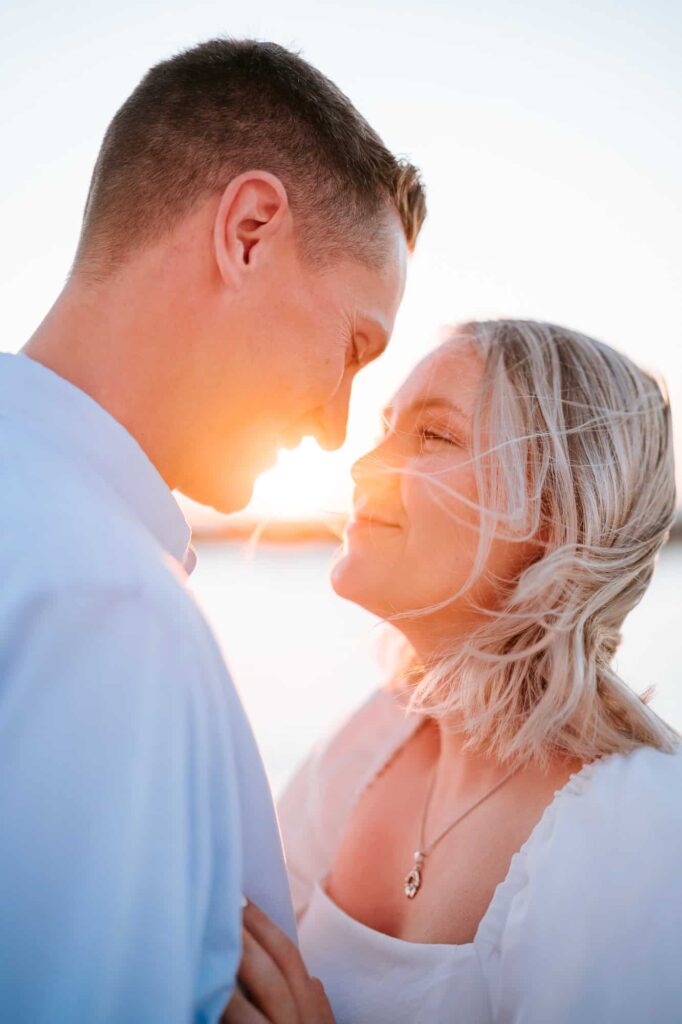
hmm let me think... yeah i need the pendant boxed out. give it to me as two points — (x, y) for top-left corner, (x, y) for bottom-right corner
(404, 851), (425, 899)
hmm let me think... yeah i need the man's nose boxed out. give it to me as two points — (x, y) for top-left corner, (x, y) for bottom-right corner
(309, 373), (353, 451)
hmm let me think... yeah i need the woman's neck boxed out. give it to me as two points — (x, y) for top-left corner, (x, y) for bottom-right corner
(421, 718), (511, 801)
(419, 716), (582, 844)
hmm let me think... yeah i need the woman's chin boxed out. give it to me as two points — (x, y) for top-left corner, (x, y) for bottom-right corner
(330, 550), (390, 618)
(330, 550), (359, 600)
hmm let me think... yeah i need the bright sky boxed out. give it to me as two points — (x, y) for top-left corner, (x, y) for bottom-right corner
(2, 0), (680, 519)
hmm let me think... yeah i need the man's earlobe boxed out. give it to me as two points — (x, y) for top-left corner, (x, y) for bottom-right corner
(213, 171), (290, 289)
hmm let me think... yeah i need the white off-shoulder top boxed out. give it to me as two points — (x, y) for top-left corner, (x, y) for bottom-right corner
(278, 689), (682, 1024)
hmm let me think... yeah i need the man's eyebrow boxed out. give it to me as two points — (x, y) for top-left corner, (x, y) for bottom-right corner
(381, 397), (470, 423)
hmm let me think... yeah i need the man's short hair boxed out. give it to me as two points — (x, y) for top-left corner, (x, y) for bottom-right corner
(74, 38), (426, 277)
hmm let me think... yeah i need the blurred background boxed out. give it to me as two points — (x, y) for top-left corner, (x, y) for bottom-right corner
(2, 0), (680, 790)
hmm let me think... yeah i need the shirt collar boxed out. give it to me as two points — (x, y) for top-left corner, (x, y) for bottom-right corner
(0, 352), (194, 571)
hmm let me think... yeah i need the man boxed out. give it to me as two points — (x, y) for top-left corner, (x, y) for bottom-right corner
(0, 38), (425, 1024)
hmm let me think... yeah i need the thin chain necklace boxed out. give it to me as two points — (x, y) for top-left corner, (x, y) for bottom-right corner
(403, 761), (522, 899)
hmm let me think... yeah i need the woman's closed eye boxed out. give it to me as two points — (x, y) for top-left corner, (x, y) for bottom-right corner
(418, 425), (461, 448)
(372, 414), (465, 451)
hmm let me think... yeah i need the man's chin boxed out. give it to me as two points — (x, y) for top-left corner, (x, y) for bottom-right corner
(214, 478), (257, 515)
(179, 475), (256, 517)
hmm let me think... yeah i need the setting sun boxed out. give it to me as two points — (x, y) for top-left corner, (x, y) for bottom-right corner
(247, 437), (352, 521)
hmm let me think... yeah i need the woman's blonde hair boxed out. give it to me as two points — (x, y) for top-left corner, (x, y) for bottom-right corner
(401, 319), (679, 766)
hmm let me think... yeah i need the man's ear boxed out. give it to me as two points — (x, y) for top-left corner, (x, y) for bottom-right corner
(213, 171), (291, 289)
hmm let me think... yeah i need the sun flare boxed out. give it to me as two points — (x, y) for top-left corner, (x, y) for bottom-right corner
(247, 437), (351, 521)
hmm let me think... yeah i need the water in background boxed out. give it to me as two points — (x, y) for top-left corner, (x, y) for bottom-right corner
(192, 541), (682, 795)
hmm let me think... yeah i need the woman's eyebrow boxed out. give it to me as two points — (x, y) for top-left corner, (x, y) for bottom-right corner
(381, 397), (470, 423)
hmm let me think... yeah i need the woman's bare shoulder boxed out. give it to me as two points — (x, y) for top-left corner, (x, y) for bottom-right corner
(277, 688), (419, 917)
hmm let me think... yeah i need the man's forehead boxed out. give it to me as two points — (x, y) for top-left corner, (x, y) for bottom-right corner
(364, 219), (408, 308)
(352, 267), (406, 349)
(388, 222), (409, 304)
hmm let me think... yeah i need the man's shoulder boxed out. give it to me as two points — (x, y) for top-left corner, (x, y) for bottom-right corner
(0, 432), (201, 633)
(0, 469), (229, 713)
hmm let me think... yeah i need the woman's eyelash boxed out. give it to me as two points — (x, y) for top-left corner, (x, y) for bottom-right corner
(376, 420), (461, 447)
(419, 427), (458, 446)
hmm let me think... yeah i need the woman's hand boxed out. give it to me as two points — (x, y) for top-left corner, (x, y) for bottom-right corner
(221, 901), (335, 1024)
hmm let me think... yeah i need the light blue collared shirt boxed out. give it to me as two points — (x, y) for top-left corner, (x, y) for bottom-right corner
(0, 353), (295, 1023)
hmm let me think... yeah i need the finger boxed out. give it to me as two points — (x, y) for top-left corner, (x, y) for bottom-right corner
(306, 977), (336, 1024)
(243, 901), (312, 1013)
(238, 927), (299, 1024)
(309, 974), (335, 1024)
(221, 985), (269, 1024)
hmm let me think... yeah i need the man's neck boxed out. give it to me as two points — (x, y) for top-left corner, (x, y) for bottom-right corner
(24, 277), (182, 491)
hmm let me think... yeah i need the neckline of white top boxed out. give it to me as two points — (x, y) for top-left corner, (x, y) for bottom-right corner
(314, 749), (610, 953)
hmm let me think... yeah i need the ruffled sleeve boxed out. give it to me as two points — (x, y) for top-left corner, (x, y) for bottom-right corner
(485, 745), (682, 1023)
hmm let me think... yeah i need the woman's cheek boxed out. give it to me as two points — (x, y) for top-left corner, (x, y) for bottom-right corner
(404, 462), (479, 530)
(404, 466), (483, 590)
(402, 474), (458, 561)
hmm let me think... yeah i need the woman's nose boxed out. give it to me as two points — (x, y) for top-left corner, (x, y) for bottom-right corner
(351, 440), (397, 487)
(351, 452), (372, 485)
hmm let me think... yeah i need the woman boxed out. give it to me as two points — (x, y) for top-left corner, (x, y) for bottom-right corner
(226, 319), (681, 1024)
